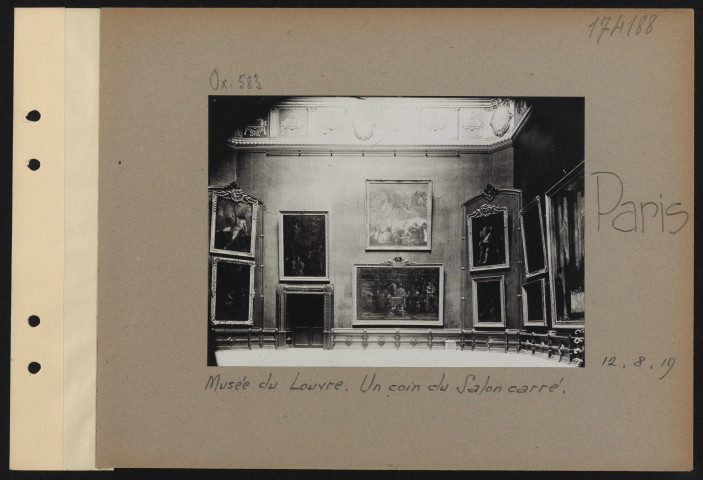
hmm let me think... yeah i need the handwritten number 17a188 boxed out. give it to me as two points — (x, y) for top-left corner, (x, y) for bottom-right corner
(588, 14), (657, 44)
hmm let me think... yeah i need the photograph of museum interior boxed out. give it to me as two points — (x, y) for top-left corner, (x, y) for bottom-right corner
(208, 96), (585, 367)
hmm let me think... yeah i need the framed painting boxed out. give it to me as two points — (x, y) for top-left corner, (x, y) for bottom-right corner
(210, 256), (255, 326)
(522, 278), (548, 327)
(210, 189), (258, 258)
(519, 196), (548, 278)
(366, 180), (432, 251)
(352, 257), (443, 326)
(471, 275), (506, 327)
(546, 162), (585, 327)
(279, 211), (330, 282)
(467, 204), (509, 272)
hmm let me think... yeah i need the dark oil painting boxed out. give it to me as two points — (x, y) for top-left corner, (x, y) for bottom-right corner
(280, 212), (328, 280)
(523, 279), (545, 323)
(548, 169), (585, 323)
(469, 211), (507, 270)
(212, 259), (253, 324)
(475, 278), (504, 324)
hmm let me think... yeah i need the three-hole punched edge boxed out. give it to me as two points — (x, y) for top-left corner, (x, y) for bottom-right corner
(24, 110), (44, 376)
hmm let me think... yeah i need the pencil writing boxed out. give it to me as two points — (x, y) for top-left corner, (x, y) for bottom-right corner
(592, 171), (689, 234)
(588, 14), (657, 44)
(601, 356), (676, 380)
(209, 68), (262, 91)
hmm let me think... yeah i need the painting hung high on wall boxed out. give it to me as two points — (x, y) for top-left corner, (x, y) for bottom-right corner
(353, 259), (443, 326)
(279, 211), (329, 281)
(210, 190), (258, 258)
(467, 204), (509, 272)
(366, 180), (432, 251)
(210, 257), (255, 325)
(520, 196), (547, 278)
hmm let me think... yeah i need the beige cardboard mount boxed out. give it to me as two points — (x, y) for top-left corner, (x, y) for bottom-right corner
(11, 8), (693, 471)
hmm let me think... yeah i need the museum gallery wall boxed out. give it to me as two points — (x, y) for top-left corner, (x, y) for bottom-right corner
(208, 97), (585, 365)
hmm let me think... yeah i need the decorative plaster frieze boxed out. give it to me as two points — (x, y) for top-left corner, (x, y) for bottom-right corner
(226, 97), (531, 150)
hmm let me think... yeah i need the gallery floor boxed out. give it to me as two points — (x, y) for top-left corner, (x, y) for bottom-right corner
(214, 348), (575, 367)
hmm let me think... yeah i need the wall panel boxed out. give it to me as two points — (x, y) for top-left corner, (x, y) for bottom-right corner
(223, 151), (512, 329)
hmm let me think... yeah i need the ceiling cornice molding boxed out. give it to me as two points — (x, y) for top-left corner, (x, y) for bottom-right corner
(224, 97), (528, 152)
(272, 96), (496, 109)
(227, 138), (504, 148)
(229, 139), (513, 156)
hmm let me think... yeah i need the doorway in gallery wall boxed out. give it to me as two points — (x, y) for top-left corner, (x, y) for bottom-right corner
(286, 293), (324, 348)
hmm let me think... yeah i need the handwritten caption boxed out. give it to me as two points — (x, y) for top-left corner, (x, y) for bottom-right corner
(592, 171), (689, 234)
(588, 14), (657, 44)
(601, 356), (676, 380)
(205, 357), (677, 395)
(209, 68), (261, 91)
(205, 372), (567, 395)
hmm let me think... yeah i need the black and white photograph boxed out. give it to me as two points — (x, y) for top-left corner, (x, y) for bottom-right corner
(208, 96), (585, 367)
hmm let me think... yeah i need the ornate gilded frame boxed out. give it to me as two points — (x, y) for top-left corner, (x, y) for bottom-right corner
(366, 180), (433, 251)
(210, 256), (255, 326)
(352, 256), (444, 327)
(210, 187), (259, 258)
(467, 204), (510, 272)
(519, 196), (548, 279)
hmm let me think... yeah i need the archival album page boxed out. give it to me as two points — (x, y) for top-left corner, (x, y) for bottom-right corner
(11, 8), (693, 471)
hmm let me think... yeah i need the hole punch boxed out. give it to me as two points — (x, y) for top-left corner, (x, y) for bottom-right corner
(28, 362), (41, 374)
(27, 159), (40, 171)
(26, 110), (41, 122)
(28, 315), (40, 327)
